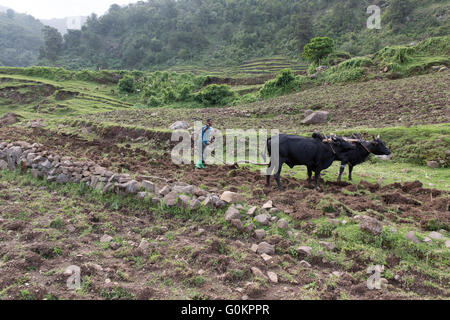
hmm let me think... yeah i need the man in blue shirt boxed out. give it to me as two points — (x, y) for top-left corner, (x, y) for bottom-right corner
(196, 119), (213, 169)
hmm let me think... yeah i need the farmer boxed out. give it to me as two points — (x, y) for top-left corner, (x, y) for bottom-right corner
(196, 119), (214, 169)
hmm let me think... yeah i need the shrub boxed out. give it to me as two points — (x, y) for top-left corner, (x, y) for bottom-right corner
(195, 84), (235, 106)
(259, 69), (299, 99)
(118, 76), (135, 93)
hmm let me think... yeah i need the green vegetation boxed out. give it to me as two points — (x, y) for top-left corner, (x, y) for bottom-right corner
(33, 0), (449, 71)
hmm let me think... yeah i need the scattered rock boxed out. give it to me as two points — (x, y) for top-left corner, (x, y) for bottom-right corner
(220, 191), (244, 203)
(359, 216), (383, 235)
(256, 242), (275, 255)
(251, 267), (267, 280)
(138, 239), (150, 252)
(267, 271), (278, 283)
(439, 66), (448, 72)
(0, 160), (7, 170)
(247, 206), (258, 216)
(100, 235), (113, 243)
(423, 237), (432, 243)
(301, 111), (329, 125)
(428, 231), (443, 240)
(231, 219), (244, 230)
(445, 240), (450, 248)
(164, 192), (179, 207)
(255, 229), (266, 240)
(169, 121), (190, 130)
(405, 231), (419, 243)
(262, 200), (273, 209)
(250, 244), (258, 253)
(189, 199), (201, 210)
(159, 186), (171, 196)
(277, 219), (289, 230)
(426, 161), (439, 169)
(297, 246), (312, 257)
(178, 194), (191, 208)
(260, 253), (273, 263)
(141, 180), (155, 193)
(254, 214), (271, 226)
(225, 206), (241, 221)
(299, 260), (311, 268)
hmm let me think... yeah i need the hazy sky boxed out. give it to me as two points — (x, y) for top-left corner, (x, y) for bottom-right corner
(0, 0), (140, 19)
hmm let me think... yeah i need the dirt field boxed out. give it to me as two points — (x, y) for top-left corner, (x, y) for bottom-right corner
(0, 125), (448, 300)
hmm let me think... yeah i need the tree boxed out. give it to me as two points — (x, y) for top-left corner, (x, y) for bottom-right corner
(41, 26), (63, 61)
(302, 37), (334, 64)
(385, 0), (413, 26)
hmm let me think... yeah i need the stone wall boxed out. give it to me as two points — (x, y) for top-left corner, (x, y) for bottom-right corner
(0, 140), (227, 211)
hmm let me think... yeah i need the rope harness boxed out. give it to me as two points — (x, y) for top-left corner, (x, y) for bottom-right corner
(352, 134), (371, 154)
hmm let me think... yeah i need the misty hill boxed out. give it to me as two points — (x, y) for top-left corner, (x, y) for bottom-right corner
(39, 0), (449, 71)
(0, 9), (44, 67)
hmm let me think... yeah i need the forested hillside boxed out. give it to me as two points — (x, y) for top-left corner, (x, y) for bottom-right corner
(0, 9), (44, 67)
(38, 0), (449, 70)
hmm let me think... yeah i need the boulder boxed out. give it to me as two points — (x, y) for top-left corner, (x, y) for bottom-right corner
(247, 206), (258, 216)
(225, 206), (241, 221)
(178, 195), (191, 208)
(359, 216), (383, 235)
(299, 260), (311, 268)
(301, 111), (329, 125)
(173, 184), (197, 195)
(267, 271), (278, 283)
(255, 229), (266, 240)
(251, 267), (267, 280)
(277, 219), (289, 230)
(262, 200), (273, 209)
(141, 180), (155, 193)
(426, 161), (439, 169)
(189, 199), (201, 210)
(257, 242), (275, 255)
(169, 121), (190, 130)
(164, 192), (179, 207)
(231, 219), (244, 230)
(100, 235), (113, 243)
(0, 160), (7, 170)
(220, 191), (244, 203)
(297, 246), (312, 257)
(138, 239), (150, 253)
(56, 173), (69, 184)
(124, 180), (140, 194)
(428, 231), (443, 240)
(159, 185), (171, 196)
(254, 214), (271, 226)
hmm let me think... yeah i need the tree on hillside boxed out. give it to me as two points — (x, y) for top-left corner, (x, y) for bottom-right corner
(40, 26), (63, 61)
(385, 0), (413, 26)
(302, 37), (334, 64)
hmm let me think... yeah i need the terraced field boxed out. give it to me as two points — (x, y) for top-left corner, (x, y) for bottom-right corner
(167, 56), (307, 77)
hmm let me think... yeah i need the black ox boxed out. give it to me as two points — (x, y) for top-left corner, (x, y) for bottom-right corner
(264, 134), (356, 190)
(313, 133), (392, 181)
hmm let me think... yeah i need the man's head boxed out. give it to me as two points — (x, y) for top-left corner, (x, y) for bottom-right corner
(206, 119), (212, 127)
